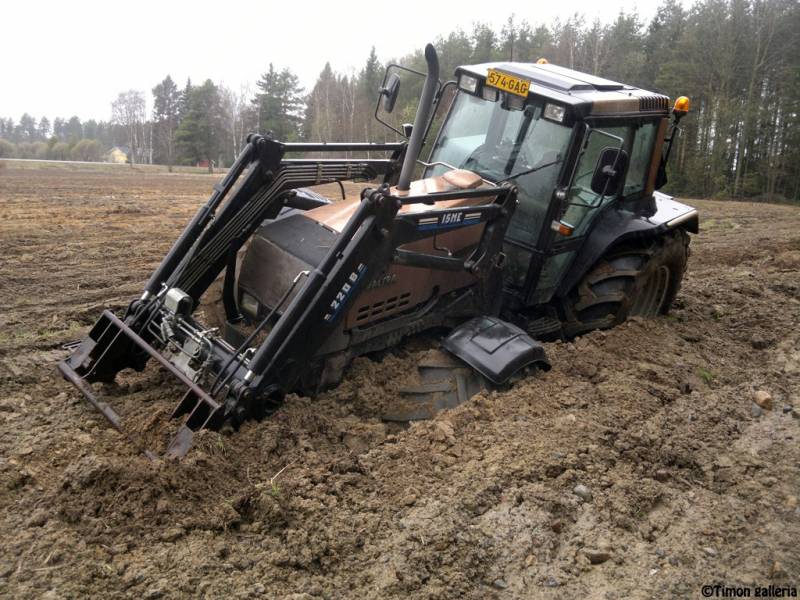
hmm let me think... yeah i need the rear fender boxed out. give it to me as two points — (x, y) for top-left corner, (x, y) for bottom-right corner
(555, 192), (697, 299)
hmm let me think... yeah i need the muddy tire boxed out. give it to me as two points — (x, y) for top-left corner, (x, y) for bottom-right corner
(560, 229), (690, 338)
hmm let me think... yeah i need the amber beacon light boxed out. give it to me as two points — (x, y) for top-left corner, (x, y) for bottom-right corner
(673, 96), (691, 114)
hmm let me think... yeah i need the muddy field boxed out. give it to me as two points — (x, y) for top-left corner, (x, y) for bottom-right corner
(0, 164), (798, 599)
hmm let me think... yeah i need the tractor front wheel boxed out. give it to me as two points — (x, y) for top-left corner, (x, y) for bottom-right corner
(560, 229), (690, 338)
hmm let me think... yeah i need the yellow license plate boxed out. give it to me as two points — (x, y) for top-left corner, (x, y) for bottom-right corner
(486, 69), (530, 97)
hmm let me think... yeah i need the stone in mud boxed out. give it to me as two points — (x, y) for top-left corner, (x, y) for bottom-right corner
(432, 421), (455, 445)
(214, 542), (230, 559)
(401, 493), (417, 507)
(583, 548), (612, 564)
(753, 390), (772, 410)
(573, 484), (593, 502)
(544, 576), (560, 587)
(143, 581), (167, 599)
(26, 509), (48, 527)
(160, 527), (184, 542)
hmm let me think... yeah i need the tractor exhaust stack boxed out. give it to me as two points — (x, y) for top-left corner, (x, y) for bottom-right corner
(396, 43), (439, 192)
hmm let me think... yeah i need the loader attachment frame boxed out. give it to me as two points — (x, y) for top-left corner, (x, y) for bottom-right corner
(60, 133), (518, 457)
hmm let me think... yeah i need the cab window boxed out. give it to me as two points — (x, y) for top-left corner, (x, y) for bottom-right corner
(562, 125), (630, 236)
(624, 122), (658, 197)
(561, 121), (659, 237)
(426, 93), (493, 172)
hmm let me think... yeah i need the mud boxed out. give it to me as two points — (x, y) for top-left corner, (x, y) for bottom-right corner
(0, 166), (798, 598)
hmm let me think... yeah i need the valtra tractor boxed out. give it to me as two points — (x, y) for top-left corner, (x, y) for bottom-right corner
(59, 44), (697, 457)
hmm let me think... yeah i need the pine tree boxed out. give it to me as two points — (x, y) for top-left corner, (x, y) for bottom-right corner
(602, 12), (645, 84)
(357, 47), (383, 143)
(500, 15), (518, 61)
(179, 78), (193, 122)
(37, 117), (51, 140)
(471, 23), (498, 63)
(52, 117), (66, 141)
(152, 75), (181, 170)
(83, 119), (99, 140)
(175, 79), (223, 171)
(253, 64), (304, 141)
(305, 63), (337, 142)
(65, 116), (83, 143)
(18, 114), (37, 141)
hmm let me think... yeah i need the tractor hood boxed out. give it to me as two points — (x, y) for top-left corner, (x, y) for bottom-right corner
(237, 169), (489, 326)
(305, 169), (485, 233)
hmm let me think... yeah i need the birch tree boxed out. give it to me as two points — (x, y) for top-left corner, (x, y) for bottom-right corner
(111, 90), (146, 166)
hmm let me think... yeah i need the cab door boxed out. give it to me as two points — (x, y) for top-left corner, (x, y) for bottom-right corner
(525, 119), (661, 305)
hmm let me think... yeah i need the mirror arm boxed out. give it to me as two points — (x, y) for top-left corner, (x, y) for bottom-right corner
(421, 80), (456, 146)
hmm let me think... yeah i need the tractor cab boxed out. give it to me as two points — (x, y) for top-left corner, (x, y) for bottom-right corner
(421, 61), (685, 306)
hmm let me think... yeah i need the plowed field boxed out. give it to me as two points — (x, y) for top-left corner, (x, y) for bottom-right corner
(1, 164), (798, 599)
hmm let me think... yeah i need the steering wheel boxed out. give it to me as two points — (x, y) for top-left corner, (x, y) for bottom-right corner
(461, 139), (532, 175)
(460, 144), (487, 170)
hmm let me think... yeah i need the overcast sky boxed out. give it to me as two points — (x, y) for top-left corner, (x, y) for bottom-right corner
(2, 0), (670, 123)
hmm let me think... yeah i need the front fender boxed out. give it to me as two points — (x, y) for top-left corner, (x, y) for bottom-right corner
(555, 192), (697, 299)
(442, 316), (550, 384)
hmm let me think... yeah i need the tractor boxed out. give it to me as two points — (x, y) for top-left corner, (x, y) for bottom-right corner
(59, 44), (697, 456)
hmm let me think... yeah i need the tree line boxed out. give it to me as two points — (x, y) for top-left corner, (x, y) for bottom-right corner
(0, 115), (122, 162)
(1, 0), (797, 198)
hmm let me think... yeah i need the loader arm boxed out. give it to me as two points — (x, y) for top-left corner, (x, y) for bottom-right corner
(59, 134), (518, 457)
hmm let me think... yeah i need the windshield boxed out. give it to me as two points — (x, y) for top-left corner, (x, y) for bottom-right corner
(427, 92), (572, 184)
(427, 91), (575, 288)
(428, 91), (572, 248)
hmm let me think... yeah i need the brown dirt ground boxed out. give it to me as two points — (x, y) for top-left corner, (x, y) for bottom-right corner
(0, 165), (798, 599)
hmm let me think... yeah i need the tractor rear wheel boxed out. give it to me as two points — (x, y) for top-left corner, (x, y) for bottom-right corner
(560, 229), (689, 338)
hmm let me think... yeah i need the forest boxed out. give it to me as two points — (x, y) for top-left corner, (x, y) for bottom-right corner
(1, 0), (797, 200)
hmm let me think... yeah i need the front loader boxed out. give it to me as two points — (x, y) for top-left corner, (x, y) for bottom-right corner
(60, 44), (697, 457)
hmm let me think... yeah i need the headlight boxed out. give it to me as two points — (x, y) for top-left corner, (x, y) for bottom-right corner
(459, 74), (478, 94)
(544, 103), (566, 122)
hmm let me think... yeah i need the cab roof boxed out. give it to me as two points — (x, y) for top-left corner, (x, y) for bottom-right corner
(455, 62), (670, 117)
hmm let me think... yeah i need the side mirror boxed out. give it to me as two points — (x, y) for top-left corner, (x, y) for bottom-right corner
(380, 73), (401, 114)
(375, 62), (435, 138)
(591, 147), (629, 197)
